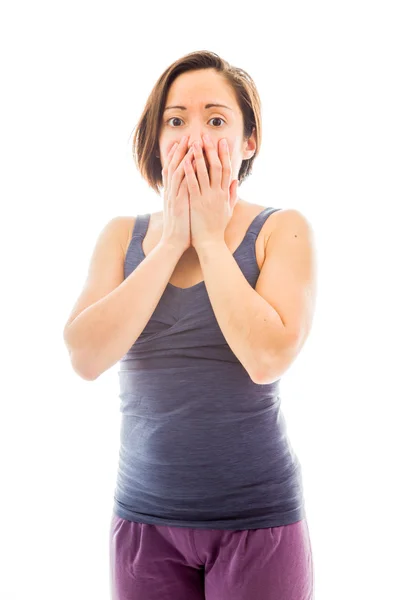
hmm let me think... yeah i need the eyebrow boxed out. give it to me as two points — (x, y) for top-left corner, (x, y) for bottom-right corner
(163, 103), (233, 113)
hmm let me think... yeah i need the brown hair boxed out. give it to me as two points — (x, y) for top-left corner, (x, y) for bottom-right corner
(131, 50), (262, 197)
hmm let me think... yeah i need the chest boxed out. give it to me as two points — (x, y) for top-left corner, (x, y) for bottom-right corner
(124, 204), (276, 290)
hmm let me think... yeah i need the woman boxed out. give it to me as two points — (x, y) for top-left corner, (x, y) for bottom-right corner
(63, 50), (317, 600)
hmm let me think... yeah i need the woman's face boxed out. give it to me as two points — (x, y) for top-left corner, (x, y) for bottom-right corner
(158, 68), (256, 183)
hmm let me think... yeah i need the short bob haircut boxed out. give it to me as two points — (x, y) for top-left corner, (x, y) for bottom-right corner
(131, 50), (262, 197)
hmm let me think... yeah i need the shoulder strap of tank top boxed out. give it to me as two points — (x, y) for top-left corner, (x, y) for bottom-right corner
(131, 209), (281, 244)
(131, 213), (151, 240)
(247, 207), (283, 238)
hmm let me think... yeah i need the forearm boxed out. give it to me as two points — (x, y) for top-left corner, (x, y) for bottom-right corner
(64, 241), (183, 380)
(196, 241), (287, 384)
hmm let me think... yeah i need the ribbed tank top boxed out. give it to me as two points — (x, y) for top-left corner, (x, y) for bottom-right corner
(113, 206), (306, 530)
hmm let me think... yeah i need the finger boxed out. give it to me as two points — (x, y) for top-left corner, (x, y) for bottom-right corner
(201, 135), (222, 188)
(183, 153), (199, 192)
(177, 151), (193, 196)
(192, 143), (208, 191)
(162, 142), (177, 188)
(169, 146), (193, 200)
(179, 175), (189, 195)
(219, 138), (231, 192)
(162, 136), (188, 188)
(169, 137), (189, 175)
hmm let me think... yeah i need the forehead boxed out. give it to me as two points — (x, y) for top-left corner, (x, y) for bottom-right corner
(165, 69), (237, 110)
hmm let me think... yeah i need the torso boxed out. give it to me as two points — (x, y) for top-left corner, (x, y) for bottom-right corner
(121, 200), (281, 290)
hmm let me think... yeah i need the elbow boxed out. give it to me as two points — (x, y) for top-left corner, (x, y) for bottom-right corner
(251, 351), (286, 385)
(69, 349), (99, 381)
(252, 370), (282, 386)
(251, 365), (278, 385)
(77, 367), (98, 382)
(253, 337), (300, 385)
(63, 328), (99, 381)
(249, 358), (272, 385)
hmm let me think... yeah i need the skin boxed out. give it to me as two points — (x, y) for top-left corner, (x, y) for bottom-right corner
(158, 67), (257, 212)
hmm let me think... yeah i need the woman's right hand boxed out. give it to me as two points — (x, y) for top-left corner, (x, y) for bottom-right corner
(160, 136), (194, 254)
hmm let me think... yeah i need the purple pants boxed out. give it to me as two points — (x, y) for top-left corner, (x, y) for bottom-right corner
(109, 513), (314, 600)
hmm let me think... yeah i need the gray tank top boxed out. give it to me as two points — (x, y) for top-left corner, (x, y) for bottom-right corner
(113, 207), (306, 529)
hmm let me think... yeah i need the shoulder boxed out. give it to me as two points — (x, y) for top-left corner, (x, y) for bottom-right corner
(116, 212), (162, 256)
(102, 216), (136, 258)
(267, 208), (315, 242)
(244, 204), (314, 255)
(264, 208), (317, 273)
(241, 203), (303, 250)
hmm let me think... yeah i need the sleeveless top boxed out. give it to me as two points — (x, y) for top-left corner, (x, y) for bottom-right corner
(112, 207), (306, 530)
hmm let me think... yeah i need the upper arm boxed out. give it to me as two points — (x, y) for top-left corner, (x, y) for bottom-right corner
(255, 208), (318, 356)
(63, 216), (132, 334)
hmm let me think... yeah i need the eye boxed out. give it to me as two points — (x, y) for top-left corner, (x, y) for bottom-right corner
(165, 116), (226, 128)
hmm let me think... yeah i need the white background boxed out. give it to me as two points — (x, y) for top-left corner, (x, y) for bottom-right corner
(1, 1), (399, 598)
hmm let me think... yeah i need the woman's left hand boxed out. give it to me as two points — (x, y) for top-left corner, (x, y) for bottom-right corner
(183, 134), (239, 250)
